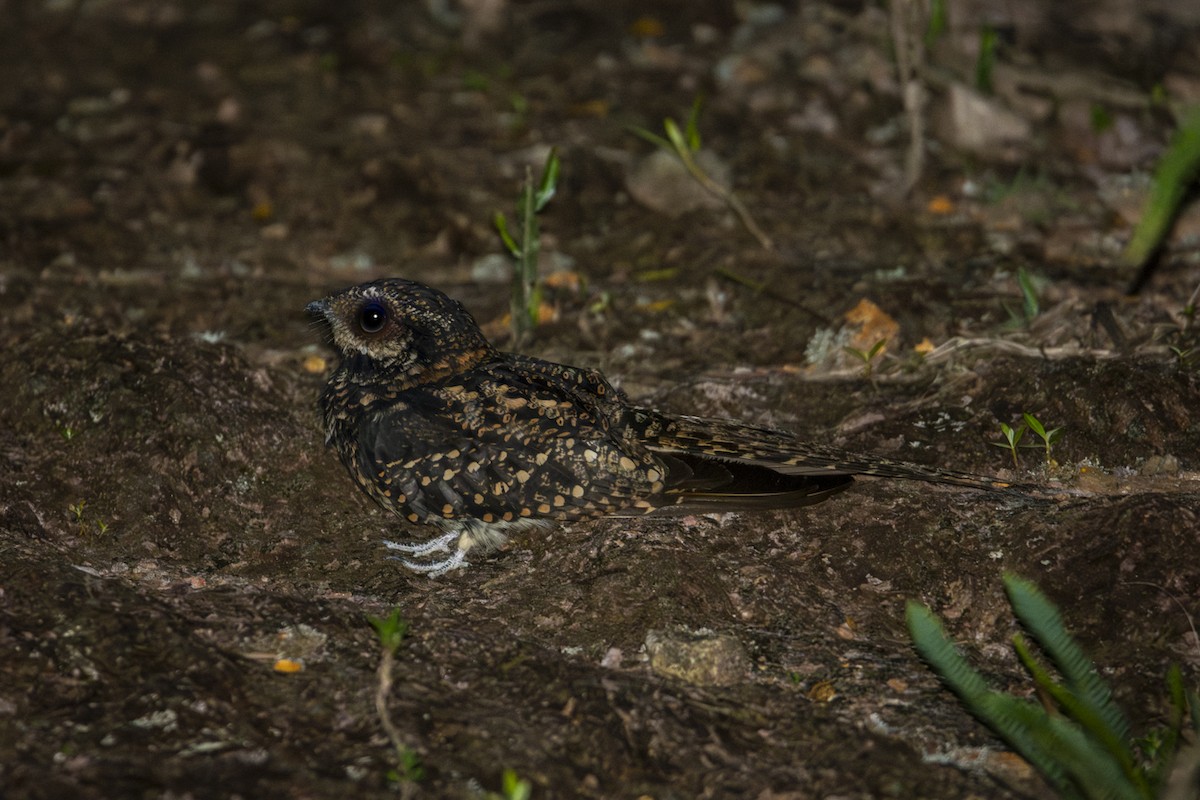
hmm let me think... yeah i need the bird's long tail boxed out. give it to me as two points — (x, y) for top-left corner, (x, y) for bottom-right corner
(631, 409), (1025, 496)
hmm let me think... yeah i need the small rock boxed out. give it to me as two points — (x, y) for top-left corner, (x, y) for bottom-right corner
(470, 253), (512, 284)
(1140, 454), (1180, 477)
(935, 83), (1031, 157)
(644, 627), (750, 686)
(600, 647), (623, 669)
(625, 149), (728, 217)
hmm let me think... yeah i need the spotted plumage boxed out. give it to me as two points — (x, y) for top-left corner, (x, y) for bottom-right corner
(307, 278), (1019, 575)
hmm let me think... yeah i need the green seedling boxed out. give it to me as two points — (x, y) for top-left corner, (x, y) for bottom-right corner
(69, 501), (88, 536)
(991, 421), (1026, 469)
(1000, 266), (1043, 328)
(983, 167), (1062, 211)
(495, 148), (560, 345)
(1017, 267), (1040, 320)
(67, 500), (110, 536)
(1022, 412), (1063, 464)
(631, 98), (772, 250)
(991, 413), (1063, 467)
(392, 746), (425, 785)
(908, 573), (1199, 800)
(59, 425), (76, 441)
(366, 609), (423, 787)
(1169, 345), (1195, 368)
(489, 768), (532, 800)
(842, 338), (887, 381)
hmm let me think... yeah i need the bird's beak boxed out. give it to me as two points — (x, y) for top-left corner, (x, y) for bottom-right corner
(306, 299), (331, 318)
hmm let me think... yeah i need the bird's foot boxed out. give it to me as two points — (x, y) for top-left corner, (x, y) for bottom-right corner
(383, 531), (469, 576)
(383, 530), (458, 556)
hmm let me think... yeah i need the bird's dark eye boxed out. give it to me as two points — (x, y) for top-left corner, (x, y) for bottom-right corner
(358, 302), (388, 334)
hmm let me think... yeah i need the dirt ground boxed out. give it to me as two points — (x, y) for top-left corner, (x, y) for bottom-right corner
(2, 1), (1200, 798)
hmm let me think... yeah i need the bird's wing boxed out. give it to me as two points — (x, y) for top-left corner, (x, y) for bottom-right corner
(355, 362), (662, 524)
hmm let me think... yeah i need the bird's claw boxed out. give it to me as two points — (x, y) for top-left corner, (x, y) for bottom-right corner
(383, 532), (468, 576)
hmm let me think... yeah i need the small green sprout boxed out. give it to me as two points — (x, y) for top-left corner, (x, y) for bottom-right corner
(366, 609), (422, 787)
(68, 501), (91, 536)
(1000, 266), (1043, 328)
(489, 768), (532, 800)
(390, 746), (425, 785)
(991, 421), (1026, 469)
(1022, 412), (1064, 464)
(368, 607), (410, 653)
(842, 339), (887, 381)
(96, 519), (109, 536)
(1169, 345), (1195, 368)
(59, 425), (77, 441)
(495, 148), (560, 345)
(1016, 267), (1040, 320)
(992, 413), (1064, 467)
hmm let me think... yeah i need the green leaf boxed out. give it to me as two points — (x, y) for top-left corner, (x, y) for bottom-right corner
(1017, 267), (1040, 320)
(1011, 633), (1144, 792)
(664, 117), (689, 158)
(367, 608), (410, 652)
(398, 747), (425, 782)
(995, 422), (1026, 448)
(628, 124), (673, 151)
(975, 26), (998, 94)
(843, 346), (868, 364)
(685, 95), (704, 152)
(1003, 575), (1133, 747)
(908, 602), (1072, 791)
(983, 696), (1144, 800)
(495, 212), (520, 256)
(1124, 106), (1200, 269)
(534, 148), (559, 213)
(906, 602), (992, 702)
(1091, 104), (1114, 133)
(502, 768), (532, 800)
(1022, 413), (1047, 439)
(910, 597), (1148, 800)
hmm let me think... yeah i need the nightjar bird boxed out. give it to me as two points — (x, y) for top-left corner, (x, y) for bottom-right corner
(307, 278), (1019, 576)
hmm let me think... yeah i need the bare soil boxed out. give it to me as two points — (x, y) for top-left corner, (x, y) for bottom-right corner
(2, 1), (1199, 798)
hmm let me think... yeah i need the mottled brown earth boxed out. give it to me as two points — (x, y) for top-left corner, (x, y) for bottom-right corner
(2, 1), (1200, 798)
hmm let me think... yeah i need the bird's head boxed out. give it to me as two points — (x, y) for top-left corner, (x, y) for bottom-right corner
(307, 278), (495, 382)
